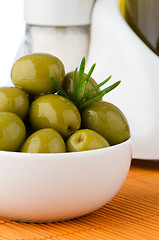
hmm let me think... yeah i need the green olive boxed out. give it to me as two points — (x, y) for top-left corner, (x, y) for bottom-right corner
(21, 128), (66, 153)
(66, 129), (110, 152)
(62, 72), (100, 102)
(0, 87), (29, 119)
(81, 101), (130, 145)
(11, 53), (65, 96)
(29, 94), (81, 138)
(0, 112), (26, 151)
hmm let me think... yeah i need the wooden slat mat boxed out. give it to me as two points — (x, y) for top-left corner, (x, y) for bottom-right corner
(0, 159), (159, 240)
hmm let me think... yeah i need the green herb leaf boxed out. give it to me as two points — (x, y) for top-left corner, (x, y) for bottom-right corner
(81, 63), (96, 96)
(76, 80), (88, 103)
(78, 57), (85, 89)
(82, 75), (112, 100)
(83, 63), (96, 83)
(78, 80), (121, 110)
(73, 67), (78, 98)
(50, 76), (71, 101)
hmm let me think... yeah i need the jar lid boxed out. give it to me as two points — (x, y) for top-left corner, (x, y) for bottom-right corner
(24, 0), (95, 26)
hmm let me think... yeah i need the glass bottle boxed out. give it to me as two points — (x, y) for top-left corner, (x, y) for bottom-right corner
(121, 0), (159, 56)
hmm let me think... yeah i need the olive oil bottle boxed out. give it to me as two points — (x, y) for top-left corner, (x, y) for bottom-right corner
(121, 0), (159, 56)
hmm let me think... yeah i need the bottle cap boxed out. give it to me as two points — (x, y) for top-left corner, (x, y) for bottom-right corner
(24, 0), (95, 26)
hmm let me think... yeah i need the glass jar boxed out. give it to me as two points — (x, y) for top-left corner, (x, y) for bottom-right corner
(16, 0), (95, 72)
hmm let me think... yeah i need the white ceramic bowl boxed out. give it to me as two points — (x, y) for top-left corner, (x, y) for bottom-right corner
(0, 139), (131, 223)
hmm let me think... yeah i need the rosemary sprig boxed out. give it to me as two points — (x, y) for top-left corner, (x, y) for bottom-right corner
(50, 57), (121, 111)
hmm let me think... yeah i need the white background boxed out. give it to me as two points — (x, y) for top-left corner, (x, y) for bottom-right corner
(0, 0), (24, 86)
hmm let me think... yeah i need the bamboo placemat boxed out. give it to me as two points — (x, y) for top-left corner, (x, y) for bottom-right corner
(0, 159), (159, 240)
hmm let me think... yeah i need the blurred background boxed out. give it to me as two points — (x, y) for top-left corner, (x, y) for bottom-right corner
(0, 0), (24, 85)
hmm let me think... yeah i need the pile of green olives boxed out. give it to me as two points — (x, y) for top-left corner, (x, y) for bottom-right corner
(0, 53), (130, 153)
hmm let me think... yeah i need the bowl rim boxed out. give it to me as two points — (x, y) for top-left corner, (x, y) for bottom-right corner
(0, 137), (132, 158)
